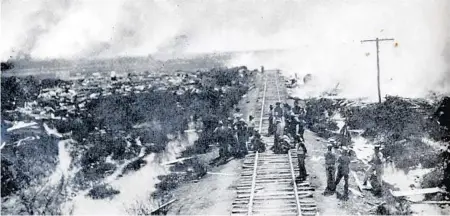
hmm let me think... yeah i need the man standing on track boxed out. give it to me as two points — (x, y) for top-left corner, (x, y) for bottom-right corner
(268, 105), (274, 136)
(292, 100), (306, 140)
(273, 102), (284, 151)
(273, 102), (284, 122)
(334, 146), (351, 200)
(274, 118), (284, 152)
(294, 116), (306, 143)
(296, 138), (308, 181)
(324, 143), (336, 195)
(247, 115), (256, 151)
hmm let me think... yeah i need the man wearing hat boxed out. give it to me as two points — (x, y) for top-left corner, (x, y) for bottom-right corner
(334, 146), (351, 200)
(339, 123), (352, 147)
(214, 120), (230, 158)
(227, 117), (234, 126)
(363, 144), (384, 188)
(233, 108), (243, 123)
(293, 115), (306, 149)
(252, 133), (265, 153)
(292, 100), (306, 118)
(247, 115), (256, 136)
(324, 143), (336, 195)
(273, 118), (282, 151)
(273, 102), (284, 122)
(283, 103), (292, 119)
(296, 138), (308, 181)
(233, 117), (248, 158)
(268, 105), (275, 136)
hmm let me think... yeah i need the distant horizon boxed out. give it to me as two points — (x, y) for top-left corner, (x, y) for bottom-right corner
(2, 0), (449, 99)
(1, 48), (297, 64)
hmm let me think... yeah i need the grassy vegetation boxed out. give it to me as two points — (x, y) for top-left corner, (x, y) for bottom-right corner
(150, 157), (208, 208)
(68, 67), (250, 185)
(303, 95), (449, 200)
(1, 65), (252, 215)
(304, 96), (443, 169)
(304, 98), (342, 138)
(148, 67), (252, 207)
(343, 96), (443, 170)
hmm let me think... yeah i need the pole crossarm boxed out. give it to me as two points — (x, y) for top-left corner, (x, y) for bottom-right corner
(361, 38), (394, 43)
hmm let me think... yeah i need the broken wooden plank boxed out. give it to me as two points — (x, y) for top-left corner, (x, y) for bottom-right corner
(161, 157), (194, 165)
(150, 199), (177, 215)
(207, 172), (237, 176)
(7, 122), (38, 132)
(349, 188), (364, 197)
(390, 187), (445, 197)
(412, 200), (450, 204)
(351, 171), (365, 191)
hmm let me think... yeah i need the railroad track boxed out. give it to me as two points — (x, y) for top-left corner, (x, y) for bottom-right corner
(231, 70), (317, 216)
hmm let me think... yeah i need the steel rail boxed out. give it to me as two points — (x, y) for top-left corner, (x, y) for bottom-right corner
(246, 70), (303, 216)
(289, 150), (303, 216)
(276, 70), (302, 216)
(247, 74), (267, 215)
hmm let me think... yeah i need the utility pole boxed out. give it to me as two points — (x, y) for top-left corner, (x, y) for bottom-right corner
(361, 37), (395, 103)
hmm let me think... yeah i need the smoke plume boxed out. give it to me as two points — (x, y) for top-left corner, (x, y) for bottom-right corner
(1, 0), (449, 99)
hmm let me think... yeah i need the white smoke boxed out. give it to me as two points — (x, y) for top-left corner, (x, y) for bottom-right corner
(1, 0), (449, 99)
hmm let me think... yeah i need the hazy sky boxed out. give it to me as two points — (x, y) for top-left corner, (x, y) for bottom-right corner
(1, 0), (449, 99)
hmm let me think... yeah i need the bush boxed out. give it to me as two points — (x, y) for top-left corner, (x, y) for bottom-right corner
(79, 162), (117, 183)
(1, 158), (20, 197)
(1, 76), (69, 111)
(345, 96), (440, 141)
(87, 184), (120, 199)
(154, 173), (184, 194)
(421, 168), (444, 189)
(123, 158), (147, 175)
(1, 135), (59, 194)
(380, 138), (440, 170)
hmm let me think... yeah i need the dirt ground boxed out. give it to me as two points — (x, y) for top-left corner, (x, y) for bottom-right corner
(165, 157), (244, 215)
(303, 130), (383, 215)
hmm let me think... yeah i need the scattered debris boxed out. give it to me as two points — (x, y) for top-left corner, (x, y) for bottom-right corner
(6, 121), (38, 132)
(161, 156), (195, 166)
(349, 188), (364, 197)
(351, 171), (365, 191)
(150, 199), (177, 215)
(207, 172), (236, 176)
(43, 123), (63, 138)
(390, 187), (445, 197)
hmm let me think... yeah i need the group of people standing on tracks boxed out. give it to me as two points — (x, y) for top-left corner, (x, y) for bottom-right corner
(268, 100), (309, 181)
(213, 108), (266, 161)
(267, 99), (385, 200)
